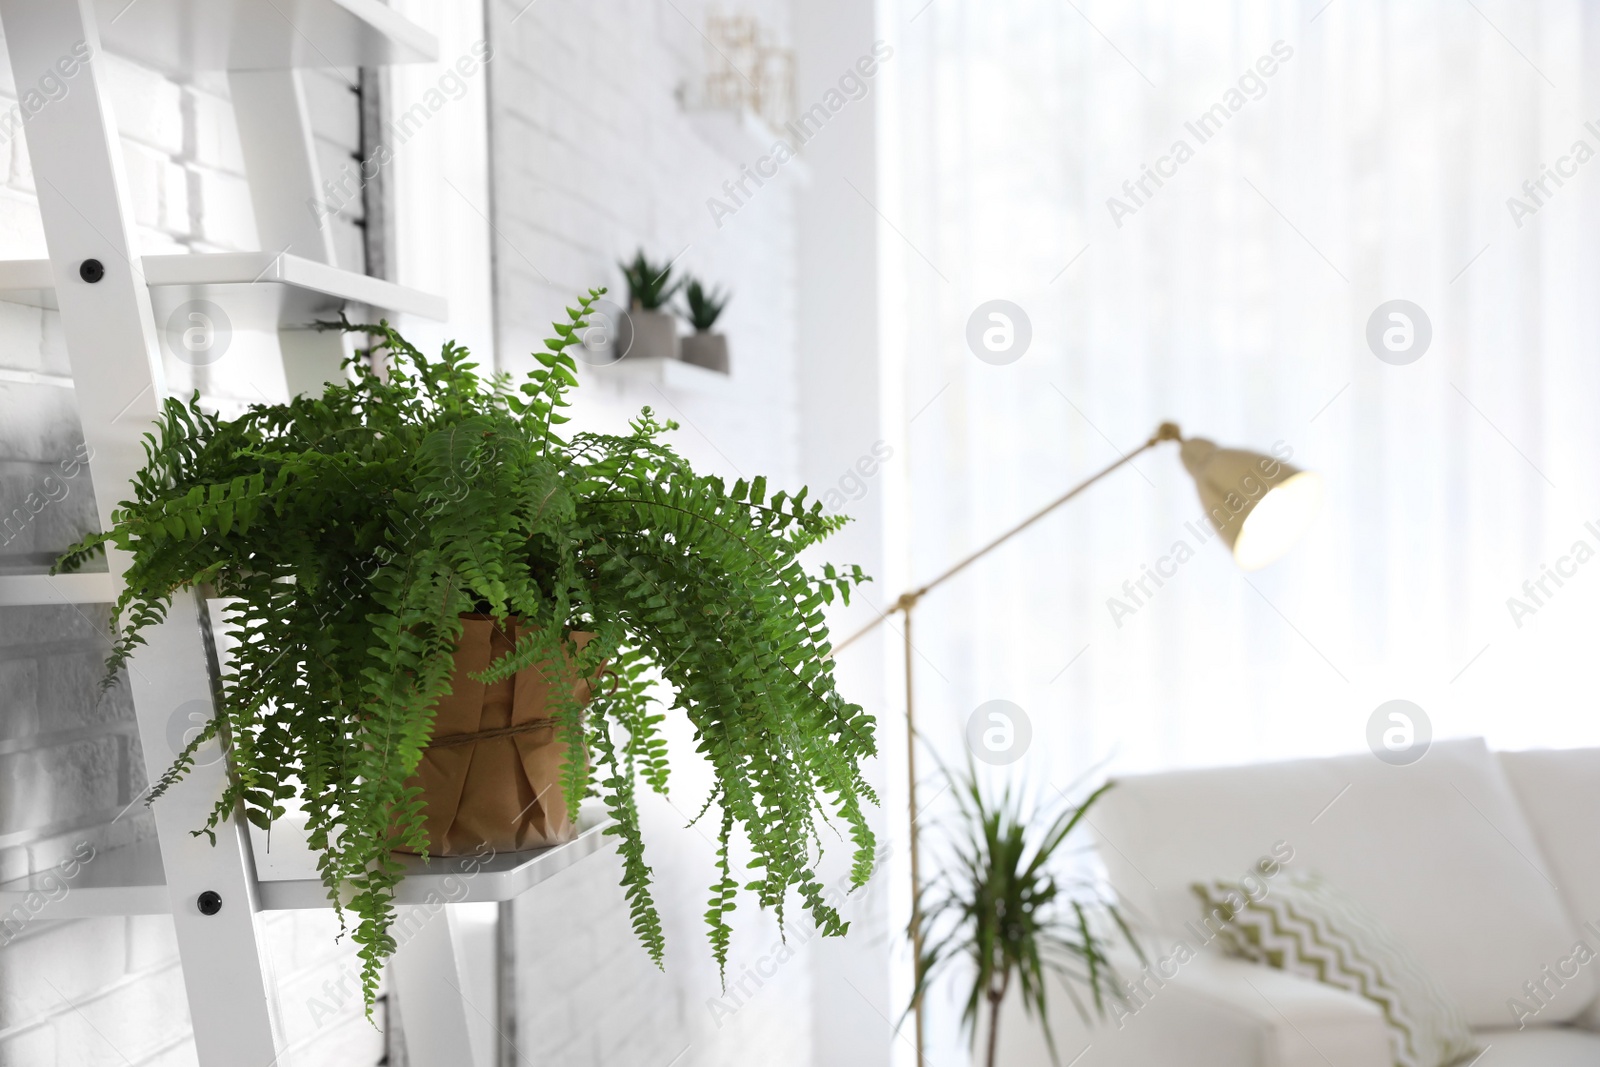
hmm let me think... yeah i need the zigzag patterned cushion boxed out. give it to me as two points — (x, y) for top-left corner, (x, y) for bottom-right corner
(1193, 873), (1479, 1067)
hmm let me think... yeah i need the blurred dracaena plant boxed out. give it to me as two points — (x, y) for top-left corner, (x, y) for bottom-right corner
(59, 289), (876, 1013)
(910, 763), (1136, 1067)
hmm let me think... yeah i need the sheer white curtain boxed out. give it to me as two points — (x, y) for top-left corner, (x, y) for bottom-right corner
(874, 0), (1600, 1025)
(877, 0), (1600, 772)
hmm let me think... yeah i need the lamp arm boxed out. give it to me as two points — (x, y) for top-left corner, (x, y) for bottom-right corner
(831, 421), (1181, 655)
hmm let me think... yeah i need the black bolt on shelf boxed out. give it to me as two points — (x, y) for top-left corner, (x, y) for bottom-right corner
(79, 259), (104, 283)
(197, 890), (223, 915)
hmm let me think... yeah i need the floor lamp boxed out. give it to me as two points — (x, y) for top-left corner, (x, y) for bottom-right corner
(833, 421), (1323, 1064)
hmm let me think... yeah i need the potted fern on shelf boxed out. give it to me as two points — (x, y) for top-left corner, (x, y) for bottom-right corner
(616, 249), (683, 362)
(680, 278), (730, 373)
(59, 290), (877, 1010)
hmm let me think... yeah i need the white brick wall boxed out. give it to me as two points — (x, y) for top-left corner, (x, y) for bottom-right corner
(488, 0), (802, 486)
(505, 819), (845, 1067)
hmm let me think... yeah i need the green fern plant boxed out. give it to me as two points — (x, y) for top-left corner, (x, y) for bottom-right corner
(619, 249), (684, 311)
(58, 289), (876, 1012)
(910, 763), (1135, 1067)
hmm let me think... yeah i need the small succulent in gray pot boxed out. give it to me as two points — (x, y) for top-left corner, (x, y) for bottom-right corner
(615, 249), (683, 362)
(679, 279), (730, 374)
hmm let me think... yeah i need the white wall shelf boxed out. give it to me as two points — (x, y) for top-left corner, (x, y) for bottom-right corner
(258, 818), (613, 909)
(0, 252), (447, 328)
(0, 821), (612, 919)
(0, 837), (170, 917)
(91, 0), (437, 73)
(587, 354), (733, 395)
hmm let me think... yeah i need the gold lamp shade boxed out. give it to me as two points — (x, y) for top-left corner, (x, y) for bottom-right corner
(1180, 438), (1324, 570)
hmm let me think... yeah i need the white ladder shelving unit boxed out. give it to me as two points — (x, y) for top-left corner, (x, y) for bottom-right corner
(0, 3), (606, 1064)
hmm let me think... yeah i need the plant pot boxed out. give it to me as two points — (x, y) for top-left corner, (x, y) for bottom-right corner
(396, 617), (594, 856)
(680, 331), (729, 373)
(615, 307), (678, 362)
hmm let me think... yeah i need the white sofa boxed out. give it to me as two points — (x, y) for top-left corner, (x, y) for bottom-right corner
(994, 739), (1600, 1066)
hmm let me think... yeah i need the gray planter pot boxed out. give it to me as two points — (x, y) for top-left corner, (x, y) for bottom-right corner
(615, 308), (678, 362)
(680, 332), (729, 373)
